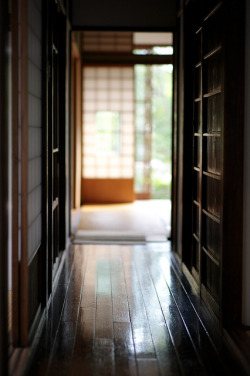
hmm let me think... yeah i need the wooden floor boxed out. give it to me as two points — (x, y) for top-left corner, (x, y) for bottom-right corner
(25, 243), (244, 376)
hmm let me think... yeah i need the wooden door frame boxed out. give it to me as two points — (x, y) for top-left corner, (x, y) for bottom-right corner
(0, 0), (10, 372)
(58, 10), (67, 252)
(221, 0), (245, 327)
(175, 0), (245, 328)
(11, 0), (20, 346)
(43, 0), (68, 300)
(12, 0), (44, 346)
(10, 0), (29, 347)
(71, 40), (82, 209)
(20, 0), (29, 346)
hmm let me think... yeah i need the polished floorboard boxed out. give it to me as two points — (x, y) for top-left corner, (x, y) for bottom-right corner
(25, 243), (244, 376)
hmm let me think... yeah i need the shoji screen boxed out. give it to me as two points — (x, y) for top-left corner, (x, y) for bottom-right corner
(82, 66), (134, 203)
(82, 31), (133, 53)
(27, 0), (42, 332)
(190, 0), (223, 317)
(185, 0), (244, 325)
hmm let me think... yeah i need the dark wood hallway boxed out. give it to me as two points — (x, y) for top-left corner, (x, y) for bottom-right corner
(24, 243), (244, 376)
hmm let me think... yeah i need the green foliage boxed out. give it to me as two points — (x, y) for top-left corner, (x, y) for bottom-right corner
(134, 64), (173, 199)
(152, 65), (172, 164)
(152, 178), (171, 199)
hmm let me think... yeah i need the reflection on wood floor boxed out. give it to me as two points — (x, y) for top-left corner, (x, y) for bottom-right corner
(25, 243), (244, 376)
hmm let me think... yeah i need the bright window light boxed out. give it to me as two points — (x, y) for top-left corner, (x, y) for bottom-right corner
(152, 46), (173, 55)
(95, 111), (121, 155)
(133, 46), (173, 56)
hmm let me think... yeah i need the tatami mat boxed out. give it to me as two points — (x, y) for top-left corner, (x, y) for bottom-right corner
(73, 200), (171, 244)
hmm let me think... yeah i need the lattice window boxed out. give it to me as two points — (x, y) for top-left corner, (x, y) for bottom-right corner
(82, 66), (134, 179)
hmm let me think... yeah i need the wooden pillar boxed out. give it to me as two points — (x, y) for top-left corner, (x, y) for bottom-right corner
(0, 0), (10, 373)
(11, 0), (20, 346)
(20, 0), (29, 346)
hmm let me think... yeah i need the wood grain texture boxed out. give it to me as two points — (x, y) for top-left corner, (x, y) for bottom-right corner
(81, 178), (135, 204)
(24, 243), (245, 376)
(20, 0), (29, 346)
(11, 0), (20, 346)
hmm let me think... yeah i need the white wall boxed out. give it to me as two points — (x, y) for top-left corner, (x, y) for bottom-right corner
(243, 0), (250, 326)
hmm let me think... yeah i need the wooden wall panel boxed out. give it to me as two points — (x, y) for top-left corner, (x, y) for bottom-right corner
(26, 0), (43, 338)
(20, 0), (29, 346)
(81, 178), (135, 203)
(75, 57), (82, 209)
(71, 41), (82, 209)
(221, 0), (245, 326)
(176, 15), (184, 259)
(28, 248), (41, 329)
(11, 0), (20, 346)
(176, 0), (245, 327)
(0, 0), (9, 372)
(72, 0), (176, 30)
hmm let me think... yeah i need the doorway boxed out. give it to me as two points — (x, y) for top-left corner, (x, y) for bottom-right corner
(71, 31), (173, 240)
(134, 63), (173, 200)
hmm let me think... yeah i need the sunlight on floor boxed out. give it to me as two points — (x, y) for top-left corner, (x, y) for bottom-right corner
(72, 200), (171, 243)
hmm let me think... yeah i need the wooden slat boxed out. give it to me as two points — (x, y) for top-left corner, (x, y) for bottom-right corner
(47, 246), (88, 376)
(113, 322), (137, 376)
(221, 0), (245, 327)
(0, 0), (9, 373)
(82, 54), (173, 65)
(136, 247), (204, 375)
(72, 245), (96, 375)
(23, 243), (246, 375)
(61, 248), (86, 323)
(122, 248), (156, 363)
(74, 57), (82, 209)
(71, 40), (82, 210)
(20, 0), (29, 346)
(11, 0), (20, 346)
(110, 250), (130, 323)
(72, 308), (95, 376)
(135, 253), (182, 375)
(47, 321), (77, 376)
(95, 246), (113, 340)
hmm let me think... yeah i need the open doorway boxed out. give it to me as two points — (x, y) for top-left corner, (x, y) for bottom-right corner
(71, 31), (173, 242)
(134, 63), (173, 200)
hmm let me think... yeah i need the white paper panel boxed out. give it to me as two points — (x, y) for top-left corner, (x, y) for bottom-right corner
(83, 66), (134, 178)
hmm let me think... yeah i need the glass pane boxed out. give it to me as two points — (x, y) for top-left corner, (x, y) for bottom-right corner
(151, 46), (173, 55)
(135, 103), (145, 132)
(133, 46), (174, 55)
(151, 161), (171, 199)
(134, 161), (145, 192)
(135, 65), (146, 101)
(151, 64), (173, 198)
(135, 133), (145, 161)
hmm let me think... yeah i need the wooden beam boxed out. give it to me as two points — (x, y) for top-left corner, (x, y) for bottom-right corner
(82, 54), (173, 65)
(75, 57), (82, 208)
